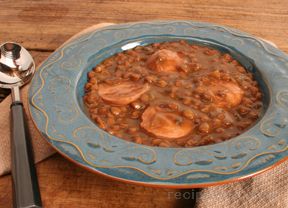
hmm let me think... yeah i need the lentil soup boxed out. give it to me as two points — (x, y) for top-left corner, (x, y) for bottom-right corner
(83, 40), (263, 148)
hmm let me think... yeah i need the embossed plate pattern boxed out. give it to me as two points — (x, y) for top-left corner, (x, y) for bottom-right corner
(29, 21), (288, 188)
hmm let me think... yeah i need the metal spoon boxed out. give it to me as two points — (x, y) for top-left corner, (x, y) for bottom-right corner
(0, 42), (42, 208)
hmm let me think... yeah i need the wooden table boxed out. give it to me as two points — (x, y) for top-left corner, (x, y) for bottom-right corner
(0, 1), (287, 207)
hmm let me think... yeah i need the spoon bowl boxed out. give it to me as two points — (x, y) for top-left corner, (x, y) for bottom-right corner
(0, 42), (35, 89)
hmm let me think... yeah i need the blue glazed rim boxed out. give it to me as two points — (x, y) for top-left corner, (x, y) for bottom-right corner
(29, 20), (288, 188)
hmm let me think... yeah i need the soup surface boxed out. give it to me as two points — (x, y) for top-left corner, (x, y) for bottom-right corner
(83, 40), (262, 148)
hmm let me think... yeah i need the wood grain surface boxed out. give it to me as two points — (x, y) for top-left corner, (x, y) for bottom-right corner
(0, 0), (287, 207)
(1, 0), (288, 52)
(0, 155), (182, 208)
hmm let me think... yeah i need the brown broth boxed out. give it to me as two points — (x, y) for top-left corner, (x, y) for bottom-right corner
(83, 40), (262, 148)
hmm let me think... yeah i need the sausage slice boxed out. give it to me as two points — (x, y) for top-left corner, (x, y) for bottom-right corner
(98, 81), (150, 105)
(147, 49), (183, 72)
(140, 106), (193, 139)
(198, 81), (244, 108)
(211, 82), (244, 108)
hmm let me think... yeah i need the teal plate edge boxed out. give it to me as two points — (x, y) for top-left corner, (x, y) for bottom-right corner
(28, 20), (288, 188)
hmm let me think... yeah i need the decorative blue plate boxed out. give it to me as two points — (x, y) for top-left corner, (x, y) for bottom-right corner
(29, 21), (288, 188)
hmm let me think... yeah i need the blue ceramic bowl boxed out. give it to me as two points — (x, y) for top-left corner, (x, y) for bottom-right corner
(29, 21), (288, 188)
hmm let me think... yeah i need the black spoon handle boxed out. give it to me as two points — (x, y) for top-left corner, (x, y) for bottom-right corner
(11, 101), (42, 208)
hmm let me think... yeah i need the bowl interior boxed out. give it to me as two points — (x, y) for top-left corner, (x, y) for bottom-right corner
(75, 36), (270, 146)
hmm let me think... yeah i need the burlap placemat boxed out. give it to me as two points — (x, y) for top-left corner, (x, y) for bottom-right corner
(0, 23), (287, 208)
(197, 159), (287, 208)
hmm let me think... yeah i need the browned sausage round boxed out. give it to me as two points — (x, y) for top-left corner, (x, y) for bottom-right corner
(198, 81), (244, 108)
(98, 81), (150, 105)
(140, 106), (194, 139)
(147, 49), (183, 72)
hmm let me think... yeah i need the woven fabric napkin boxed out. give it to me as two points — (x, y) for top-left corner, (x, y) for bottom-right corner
(197, 160), (288, 208)
(0, 23), (287, 208)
